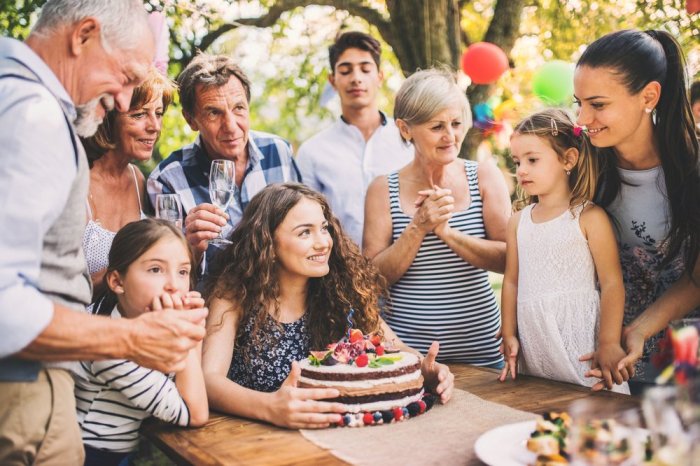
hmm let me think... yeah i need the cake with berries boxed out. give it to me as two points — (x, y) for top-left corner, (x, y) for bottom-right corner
(298, 329), (435, 427)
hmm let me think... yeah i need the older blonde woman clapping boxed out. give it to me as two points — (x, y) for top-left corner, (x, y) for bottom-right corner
(363, 69), (511, 367)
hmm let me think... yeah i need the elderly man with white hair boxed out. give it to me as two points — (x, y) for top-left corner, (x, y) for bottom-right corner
(0, 2), (207, 464)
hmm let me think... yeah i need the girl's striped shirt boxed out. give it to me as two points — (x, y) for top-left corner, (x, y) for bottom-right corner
(72, 307), (190, 453)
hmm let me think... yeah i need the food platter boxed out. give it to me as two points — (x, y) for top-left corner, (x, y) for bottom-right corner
(474, 420), (538, 466)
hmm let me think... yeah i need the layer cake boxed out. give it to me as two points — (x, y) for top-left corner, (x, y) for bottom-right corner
(297, 329), (435, 427)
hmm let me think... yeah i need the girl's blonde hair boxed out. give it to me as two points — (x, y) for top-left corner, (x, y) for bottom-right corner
(511, 108), (598, 211)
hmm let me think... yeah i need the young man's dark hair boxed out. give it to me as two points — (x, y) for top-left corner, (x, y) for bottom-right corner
(328, 31), (381, 71)
(691, 80), (700, 105)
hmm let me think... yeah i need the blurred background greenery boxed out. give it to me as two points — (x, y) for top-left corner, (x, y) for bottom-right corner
(2, 0), (698, 173)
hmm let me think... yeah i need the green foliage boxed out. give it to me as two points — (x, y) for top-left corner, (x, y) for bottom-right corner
(0, 0), (46, 39)
(522, 0), (699, 63)
(151, 4), (404, 155)
(3, 0), (697, 172)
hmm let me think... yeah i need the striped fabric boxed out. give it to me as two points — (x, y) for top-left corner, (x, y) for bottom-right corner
(73, 308), (190, 453)
(384, 160), (503, 366)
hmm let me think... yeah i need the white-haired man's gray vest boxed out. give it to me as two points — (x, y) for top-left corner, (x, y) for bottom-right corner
(0, 57), (91, 381)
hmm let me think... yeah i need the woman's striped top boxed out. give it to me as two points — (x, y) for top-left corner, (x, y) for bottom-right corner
(384, 160), (503, 365)
(72, 308), (190, 453)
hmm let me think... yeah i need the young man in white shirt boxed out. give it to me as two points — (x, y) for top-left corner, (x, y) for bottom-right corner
(296, 31), (413, 246)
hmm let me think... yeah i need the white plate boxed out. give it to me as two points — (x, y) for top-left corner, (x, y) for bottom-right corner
(474, 420), (538, 466)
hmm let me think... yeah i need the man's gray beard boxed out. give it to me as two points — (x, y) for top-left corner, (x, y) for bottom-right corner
(74, 95), (115, 138)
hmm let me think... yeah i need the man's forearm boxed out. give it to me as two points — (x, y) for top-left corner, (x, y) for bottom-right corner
(16, 304), (132, 361)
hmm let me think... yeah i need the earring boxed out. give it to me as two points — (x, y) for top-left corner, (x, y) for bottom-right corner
(566, 169), (571, 176)
(645, 108), (653, 114)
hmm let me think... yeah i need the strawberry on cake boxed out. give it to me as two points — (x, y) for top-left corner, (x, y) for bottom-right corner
(298, 329), (436, 427)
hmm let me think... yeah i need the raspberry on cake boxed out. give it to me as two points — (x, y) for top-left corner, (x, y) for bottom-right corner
(298, 329), (435, 427)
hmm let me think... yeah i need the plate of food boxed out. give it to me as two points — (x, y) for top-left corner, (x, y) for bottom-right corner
(475, 412), (571, 466)
(476, 410), (653, 466)
(474, 420), (538, 466)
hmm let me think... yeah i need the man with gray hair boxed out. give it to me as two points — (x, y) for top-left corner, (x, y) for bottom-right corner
(0, 1), (207, 463)
(148, 52), (300, 281)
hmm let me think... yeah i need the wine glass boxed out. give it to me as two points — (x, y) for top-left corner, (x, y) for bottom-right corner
(208, 159), (235, 246)
(155, 193), (183, 229)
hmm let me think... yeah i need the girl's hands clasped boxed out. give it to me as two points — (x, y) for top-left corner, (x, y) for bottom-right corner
(594, 342), (630, 388)
(579, 343), (635, 392)
(266, 361), (347, 429)
(150, 290), (205, 312)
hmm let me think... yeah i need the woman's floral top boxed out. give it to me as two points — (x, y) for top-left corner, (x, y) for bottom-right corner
(228, 312), (310, 392)
(607, 166), (700, 382)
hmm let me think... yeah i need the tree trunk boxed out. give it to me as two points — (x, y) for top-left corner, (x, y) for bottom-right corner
(385, 0), (461, 75)
(383, 0), (524, 159)
(178, 0), (525, 159)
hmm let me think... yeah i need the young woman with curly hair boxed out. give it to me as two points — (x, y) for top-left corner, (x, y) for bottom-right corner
(201, 183), (453, 429)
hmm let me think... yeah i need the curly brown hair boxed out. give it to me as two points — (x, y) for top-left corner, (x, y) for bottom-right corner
(206, 183), (386, 355)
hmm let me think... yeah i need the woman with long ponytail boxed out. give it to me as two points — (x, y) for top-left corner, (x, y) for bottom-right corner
(574, 29), (700, 393)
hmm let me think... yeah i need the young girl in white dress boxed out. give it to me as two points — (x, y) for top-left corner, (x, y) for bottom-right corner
(499, 108), (629, 393)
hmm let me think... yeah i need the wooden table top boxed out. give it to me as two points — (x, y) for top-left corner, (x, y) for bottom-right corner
(142, 364), (638, 466)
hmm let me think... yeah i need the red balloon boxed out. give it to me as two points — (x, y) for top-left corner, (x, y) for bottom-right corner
(461, 42), (509, 85)
(688, 0), (700, 14)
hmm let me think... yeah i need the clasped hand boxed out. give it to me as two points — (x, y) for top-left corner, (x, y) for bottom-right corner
(413, 186), (454, 236)
(129, 291), (208, 374)
(580, 328), (643, 391)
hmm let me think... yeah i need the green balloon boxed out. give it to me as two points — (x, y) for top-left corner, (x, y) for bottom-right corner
(532, 61), (575, 105)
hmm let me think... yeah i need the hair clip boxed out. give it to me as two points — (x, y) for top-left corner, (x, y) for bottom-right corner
(550, 118), (559, 136)
(573, 125), (586, 137)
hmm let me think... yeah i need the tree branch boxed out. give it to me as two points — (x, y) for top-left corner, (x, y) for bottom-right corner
(198, 0), (391, 54)
(483, 0), (525, 54)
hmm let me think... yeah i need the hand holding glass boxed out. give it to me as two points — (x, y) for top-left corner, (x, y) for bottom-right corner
(208, 159), (235, 246)
(155, 193), (183, 229)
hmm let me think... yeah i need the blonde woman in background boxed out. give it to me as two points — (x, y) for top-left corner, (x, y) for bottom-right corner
(82, 68), (175, 297)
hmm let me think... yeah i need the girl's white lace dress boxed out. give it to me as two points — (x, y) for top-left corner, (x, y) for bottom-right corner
(516, 203), (629, 394)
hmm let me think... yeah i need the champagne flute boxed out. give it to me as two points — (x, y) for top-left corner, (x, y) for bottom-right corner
(208, 159), (235, 246)
(155, 193), (183, 229)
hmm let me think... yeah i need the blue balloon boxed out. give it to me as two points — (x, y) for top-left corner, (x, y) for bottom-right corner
(473, 103), (494, 123)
